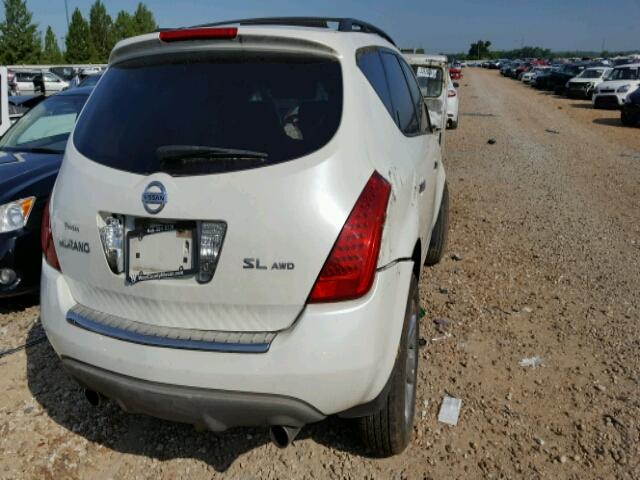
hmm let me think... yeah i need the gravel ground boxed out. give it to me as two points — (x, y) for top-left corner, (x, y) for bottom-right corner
(1, 68), (639, 479)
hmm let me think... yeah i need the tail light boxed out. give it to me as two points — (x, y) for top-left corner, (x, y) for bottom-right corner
(308, 172), (391, 303)
(448, 90), (457, 98)
(99, 215), (124, 274)
(41, 199), (60, 271)
(159, 27), (238, 42)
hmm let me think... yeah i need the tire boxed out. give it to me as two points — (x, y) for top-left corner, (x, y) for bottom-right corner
(359, 275), (419, 458)
(449, 119), (458, 130)
(425, 182), (449, 266)
(621, 108), (638, 127)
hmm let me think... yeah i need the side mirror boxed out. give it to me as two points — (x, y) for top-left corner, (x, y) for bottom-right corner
(453, 82), (460, 89)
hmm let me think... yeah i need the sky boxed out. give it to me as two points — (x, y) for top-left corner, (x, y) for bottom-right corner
(13, 0), (640, 53)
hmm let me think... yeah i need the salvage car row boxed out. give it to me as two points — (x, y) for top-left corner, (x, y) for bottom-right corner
(1, 18), (463, 458)
(496, 57), (640, 126)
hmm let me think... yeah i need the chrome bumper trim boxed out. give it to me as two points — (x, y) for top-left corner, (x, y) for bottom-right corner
(66, 304), (275, 353)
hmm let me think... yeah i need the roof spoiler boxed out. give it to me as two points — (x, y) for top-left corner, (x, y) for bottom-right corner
(175, 17), (396, 46)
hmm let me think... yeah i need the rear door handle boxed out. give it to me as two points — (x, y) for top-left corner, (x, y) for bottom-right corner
(418, 180), (426, 193)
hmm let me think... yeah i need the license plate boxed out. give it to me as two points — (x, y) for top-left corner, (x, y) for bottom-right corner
(126, 223), (197, 285)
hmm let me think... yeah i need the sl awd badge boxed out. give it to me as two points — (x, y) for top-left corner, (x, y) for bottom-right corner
(141, 181), (167, 214)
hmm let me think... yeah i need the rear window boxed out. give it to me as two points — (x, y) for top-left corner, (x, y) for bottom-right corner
(412, 66), (443, 98)
(73, 52), (343, 175)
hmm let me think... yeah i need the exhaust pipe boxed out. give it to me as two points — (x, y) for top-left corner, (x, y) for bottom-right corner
(84, 389), (103, 407)
(269, 425), (301, 448)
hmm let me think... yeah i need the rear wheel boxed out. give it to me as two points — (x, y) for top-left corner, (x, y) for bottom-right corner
(425, 182), (449, 266)
(359, 275), (419, 458)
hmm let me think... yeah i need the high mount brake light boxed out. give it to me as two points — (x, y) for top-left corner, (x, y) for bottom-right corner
(41, 199), (61, 271)
(159, 27), (238, 42)
(308, 172), (391, 303)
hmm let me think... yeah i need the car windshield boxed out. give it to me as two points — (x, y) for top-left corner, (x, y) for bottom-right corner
(609, 66), (640, 80)
(0, 94), (87, 154)
(412, 66), (444, 97)
(579, 69), (605, 79)
(73, 52), (343, 175)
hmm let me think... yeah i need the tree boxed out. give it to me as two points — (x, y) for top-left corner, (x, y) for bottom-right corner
(42, 25), (62, 63)
(88, 0), (112, 62)
(468, 40), (492, 59)
(112, 10), (135, 44)
(0, 0), (41, 64)
(131, 3), (157, 36)
(65, 8), (91, 63)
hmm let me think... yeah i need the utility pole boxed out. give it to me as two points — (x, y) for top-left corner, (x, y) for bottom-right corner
(65, 0), (70, 29)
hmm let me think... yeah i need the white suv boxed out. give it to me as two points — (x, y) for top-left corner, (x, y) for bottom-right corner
(592, 63), (640, 109)
(40, 17), (449, 457)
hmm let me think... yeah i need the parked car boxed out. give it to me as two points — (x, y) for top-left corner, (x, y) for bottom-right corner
(33, 71), (70, 96)
(446, 76), (459, 129)
(565, 67), (612, 99)
(522, 66), (550, 84)
(515, 63), (533, 80)
(621, 87), (640, 126)
(40, 18), (450, 458)
(9, 71), (37, 95)
(0, 87), (92, 297)
(592, 63), (640, 109)
(405, 53), (449, 132)
(548, 63), (586, 94)
(449, 63), (462, 80)
(532, 66), (558, 89)
(49, 67), (77, 81)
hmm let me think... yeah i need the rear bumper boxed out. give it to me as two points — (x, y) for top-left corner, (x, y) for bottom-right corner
(41, 259), (414, 425)
(63, 358), (325, 430)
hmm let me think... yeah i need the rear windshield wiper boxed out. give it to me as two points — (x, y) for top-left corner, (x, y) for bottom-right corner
(157, 145), (268, 162)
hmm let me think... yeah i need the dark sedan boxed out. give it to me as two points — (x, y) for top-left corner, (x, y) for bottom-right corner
(548, 64), (586, 94)
(0, 87), (92, 297)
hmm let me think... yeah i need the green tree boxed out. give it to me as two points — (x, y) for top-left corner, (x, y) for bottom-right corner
(88, 0), (112, 62)
(0, 0), (41, 64)
(131, 2), (157, 36)
(65, 8), (91, 62)
(112, 10), (135, 44)
(468, 40), (492, 59)
(42, 25), (62, 63)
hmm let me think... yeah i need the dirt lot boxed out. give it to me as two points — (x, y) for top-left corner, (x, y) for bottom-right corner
(1, 68), (639, 479)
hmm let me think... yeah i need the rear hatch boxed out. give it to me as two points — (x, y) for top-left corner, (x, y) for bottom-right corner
(52, 33), (366, 333)
(412, 64), (445, 128)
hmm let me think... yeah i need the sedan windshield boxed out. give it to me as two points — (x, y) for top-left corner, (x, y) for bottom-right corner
(0, 94), (87, 154)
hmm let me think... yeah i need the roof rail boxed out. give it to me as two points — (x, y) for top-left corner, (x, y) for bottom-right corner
(186, 17), (396, 46)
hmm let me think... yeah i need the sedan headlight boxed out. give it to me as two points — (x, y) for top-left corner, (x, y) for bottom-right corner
(617, 84), (631, 93)
(0, 197), (35, 233)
